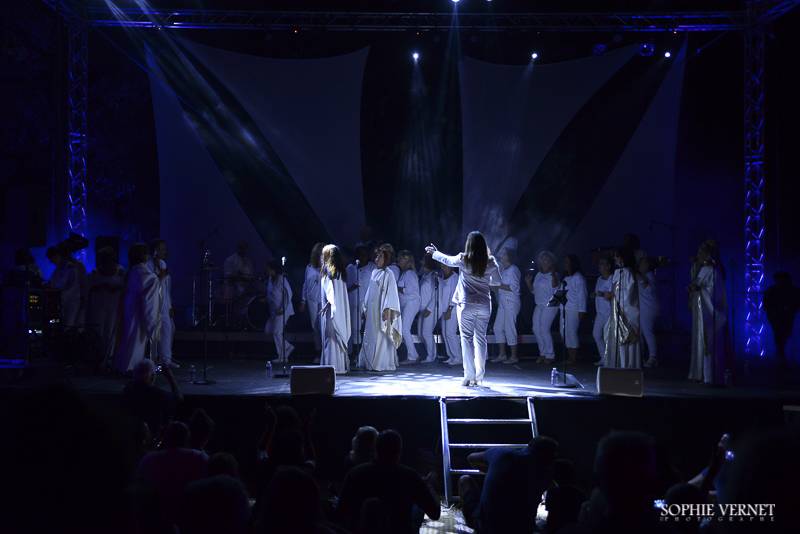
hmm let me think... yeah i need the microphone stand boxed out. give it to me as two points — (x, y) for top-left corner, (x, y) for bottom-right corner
(547, 280), (573, 388)
(195, 250), (216, 385)
(277, 256), (289, 378)
(355, 259), (361, 364)
(433, 271), (439, 360)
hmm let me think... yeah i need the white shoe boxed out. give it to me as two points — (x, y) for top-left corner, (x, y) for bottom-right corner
(490, 355), (507, 363)
(422, 357), (437, 363)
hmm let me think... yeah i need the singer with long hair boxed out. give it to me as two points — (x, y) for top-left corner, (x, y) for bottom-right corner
(604, 247), (641, 368)
(320, 244), (351, 374)
(426, 231), (501, 387)
(688, 240), (729, 384)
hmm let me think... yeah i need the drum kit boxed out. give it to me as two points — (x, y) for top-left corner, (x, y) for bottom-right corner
(193, 268), (269, 331)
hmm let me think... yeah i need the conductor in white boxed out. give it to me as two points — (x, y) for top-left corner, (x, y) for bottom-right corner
(426, 232), (501, 387)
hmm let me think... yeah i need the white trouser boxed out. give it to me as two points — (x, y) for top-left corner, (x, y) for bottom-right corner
(418, 311), (436, 360)
(155, 315), (175, 363)
(306, 298), (321, 351)
(640, 306), (658, 358)
(532, 305), (558, 359)
(400, 299), (420, 361)
(457, 303), (491, 382)
(593, 312), (610, 359)
(493, 299), (520, 346)
(265, 314), (293, 361)
(563, 309), (582, 349)
(441, 309), (462, 361)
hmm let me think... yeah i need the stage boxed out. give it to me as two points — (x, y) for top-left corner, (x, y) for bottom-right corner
(64, 356), (800, 401)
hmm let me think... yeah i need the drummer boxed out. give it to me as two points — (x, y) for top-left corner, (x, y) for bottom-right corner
(223, 241), (256, 299)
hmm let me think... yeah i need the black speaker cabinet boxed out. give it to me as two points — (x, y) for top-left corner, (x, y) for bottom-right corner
(290, 365), (336, 395)
(596, 367), (644, 397)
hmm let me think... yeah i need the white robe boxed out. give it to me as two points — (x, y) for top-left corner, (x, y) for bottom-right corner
(87, 267), (125, 364)
(321, 276), (351, 374)
(531, 272), (558, 359)
(604, 268), (641, 368)
(358, 268), (402, 371)
(265, 275), (294, 361)
(346, 261), (375, 345)
(114, 264), (161, 373)
(301, 264), (322, 350)
(638, 271), (659, 359)
(148, 258), (175, 363)
(689, 265), (728, 383)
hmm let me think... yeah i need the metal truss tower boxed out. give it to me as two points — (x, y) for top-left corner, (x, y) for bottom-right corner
(66, 9), (89, 260)
(743, 1), (767, 357)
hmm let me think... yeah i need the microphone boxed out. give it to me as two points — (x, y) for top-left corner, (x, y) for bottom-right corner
(356, 259), (360, 267)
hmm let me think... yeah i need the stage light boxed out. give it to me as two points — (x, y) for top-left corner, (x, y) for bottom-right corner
(664, 51), (672, 58)
(412, 51), (420, 62)
(530, 51), (539, 60)
(639, 43), (655, 57)
(451, 0), (460, 3)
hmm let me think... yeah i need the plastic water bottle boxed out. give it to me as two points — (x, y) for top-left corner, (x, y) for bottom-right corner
(189, 365), (196, 382)
(550, 367), (557, 386)
(266, 361), (273, 379)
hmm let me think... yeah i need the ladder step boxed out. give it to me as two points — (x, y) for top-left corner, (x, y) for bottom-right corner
(449, 443), (528, 449)
(449, 468), (484, 476)
(447, 418), (531, 425)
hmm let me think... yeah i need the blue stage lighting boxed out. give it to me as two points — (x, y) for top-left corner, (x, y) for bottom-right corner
(664, 51), (672, 58)
(531, 52), (539, 60)
(412, 51), (420, 62)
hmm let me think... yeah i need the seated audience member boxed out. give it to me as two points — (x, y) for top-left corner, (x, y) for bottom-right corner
(345, 425), (379, 473)
(459, 436), (558, 534)
(188, 408), (215, 457)
(338, 429), (441, 534)
(136, 421), (208, 520)
(180, 475), (250, 534)
(255, 466), (335, 534)
(208, 452), (241, 480)
(544, 459), (586, 533)
(560, 431), (668, 534)
(122, 359), (182, 437)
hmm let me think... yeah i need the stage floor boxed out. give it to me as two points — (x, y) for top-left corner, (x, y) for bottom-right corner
(65, 357), (800, 401)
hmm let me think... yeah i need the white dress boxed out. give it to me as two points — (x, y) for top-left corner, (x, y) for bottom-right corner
(531, 272), (558, 359)
(114, 264), (161, 373)
(358, 268), (402, 371)
(50, 263), (82, 328)
(87, 266), (125, 364)
(604, 268), (641, 368)
(439, 273), (462, 361)
(418, 271), (439, 360)
(563, 272), (588, 349)
(148, 258), (175, 364)
(592, 276), (613, 359)
(689, 265), (728, 383)
(321, 276), (352, 374)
